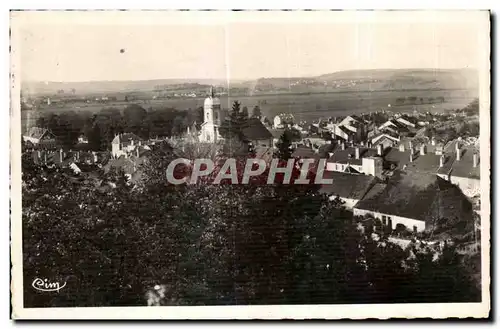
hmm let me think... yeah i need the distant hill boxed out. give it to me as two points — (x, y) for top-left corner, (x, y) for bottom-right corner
(22, 68), (477, 97)
(21, 79), (230, 96)
(316, 68), (478, 90)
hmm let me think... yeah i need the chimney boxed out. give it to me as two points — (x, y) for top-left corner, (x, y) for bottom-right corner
(341, 142), (346, 151)
(456, 149), (461, 161)
(92, 151), (97, 163)
(37, 150), (41, 159)
(355, 147), (360, 159)
(473, 153), (478, 168)
(337, 139), (342, 145)
(431, 137), (436, 146)
(439, 154), (444, 167)
(420, 144), (426, 156)
(409, 148), (414, 162)
(409, 141), (413, 150)
(360, 141), (365, 146)
(399, 143), (405, 152)
(76, 151), (80, 161)
(377, 144), (383, 156)
(43, 152), (47, 164)
(131, 139), (134, 146)
(59, 149), (63, 163)
(136, 147), (140, 158)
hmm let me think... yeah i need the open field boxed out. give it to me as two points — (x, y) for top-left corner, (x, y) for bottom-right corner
(22, 88), (477, 133)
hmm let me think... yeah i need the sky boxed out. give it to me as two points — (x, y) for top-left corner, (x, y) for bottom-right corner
(13, 11), (487, 82)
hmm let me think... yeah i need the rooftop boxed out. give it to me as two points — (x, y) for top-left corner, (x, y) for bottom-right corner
(437, 147), (480, 179)
(319, 171), (378, 200)
(292, 146), (318, 159)
(241, 118), (273, 141)
(327, 147), (379, 166)
(269, 128), (285, 139)
(355, 171), (473, 224)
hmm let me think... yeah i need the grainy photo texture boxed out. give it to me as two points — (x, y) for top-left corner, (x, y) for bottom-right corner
(10, 10), (491, 319)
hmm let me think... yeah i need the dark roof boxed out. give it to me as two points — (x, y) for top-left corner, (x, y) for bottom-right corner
(404, 152), (447, 175)
(355, 171), (473, 224)
(241, 118), (273, 141)
(328, 147), (379, 166)
(338, 125), (354, 136)
(319, 171), (378, 200)
(318, 143), (337, 158)
(344, 165), (361, 174)
(398, 114), (419, 125)
(438, 147), (480, 179)
(269, 128), (285, 139)
(292, 146), (318, 159)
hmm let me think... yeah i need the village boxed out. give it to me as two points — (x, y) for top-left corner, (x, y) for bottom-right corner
(22, 87), (481, 259)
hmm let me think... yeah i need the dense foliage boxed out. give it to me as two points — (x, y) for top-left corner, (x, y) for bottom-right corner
(22, 141), (481, 307)
(34, 105), (204, 150)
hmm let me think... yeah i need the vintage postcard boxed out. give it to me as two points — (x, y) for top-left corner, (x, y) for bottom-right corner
(10, 10), (490, 319)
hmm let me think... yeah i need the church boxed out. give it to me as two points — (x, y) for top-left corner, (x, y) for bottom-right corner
(198, 86), (273, 149)
(199, 86), (227, 143)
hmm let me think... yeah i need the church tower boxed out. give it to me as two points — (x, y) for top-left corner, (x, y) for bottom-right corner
(200, 86), (221, 142)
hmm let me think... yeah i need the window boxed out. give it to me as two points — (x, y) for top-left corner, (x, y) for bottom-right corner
(382, 215), (387, 225)
(388, 218), (392, 229)
(413, 225), (417, 233)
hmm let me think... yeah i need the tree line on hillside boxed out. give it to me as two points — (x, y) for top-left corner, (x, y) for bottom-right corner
(395, 96), (445, 106)
(30, 102), (266, 152)
(32, 104), (205, 150)
(22, 141), (481, 307)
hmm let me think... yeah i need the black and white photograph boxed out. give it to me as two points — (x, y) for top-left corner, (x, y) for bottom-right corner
(10, 10), (490, 319)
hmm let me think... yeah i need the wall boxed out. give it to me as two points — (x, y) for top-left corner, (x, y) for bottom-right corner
(326, 162), (362, 173)
(450, 176), (481, 198)
(353, 208), (427, 232)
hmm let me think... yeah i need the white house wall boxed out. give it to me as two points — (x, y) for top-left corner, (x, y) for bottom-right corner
(353, 208), (427, 232)
(450, 176), (481, 198)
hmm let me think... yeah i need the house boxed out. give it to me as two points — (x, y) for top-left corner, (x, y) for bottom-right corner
(77, 134), (89, 144)
(396, 114), (419, 128)
(325, 143), (381, 175)
(273, 113), (294, 129)
(370, 132), (400, 149)
(353, 171), (473, 233)
(437, 145), (480, 198)
(378, 119), (410, 136)
(111, 133), (149, 158)
(104, 149), (151, 183)
(330, 124), (352, 141)
(403, 143), (451, 176)
(319, 171), (379, 209)
(23, 127), (56, 145)
(240, 118), (274, 148)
